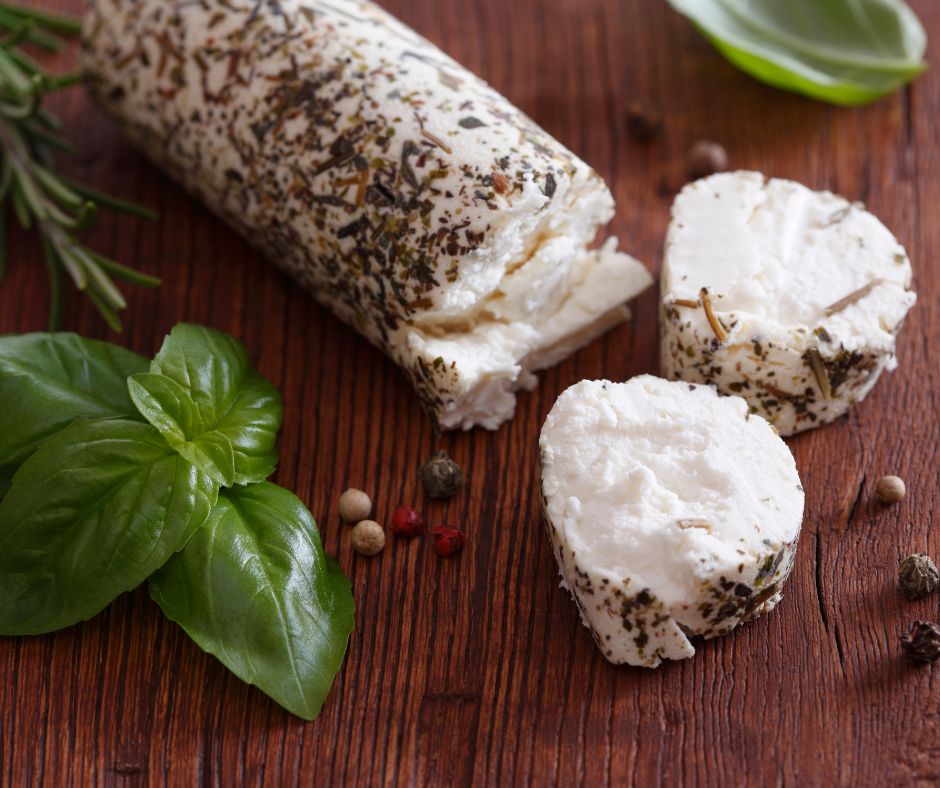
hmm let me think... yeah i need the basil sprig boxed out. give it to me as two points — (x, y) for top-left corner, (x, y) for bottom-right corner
(0, 325), (353, 720)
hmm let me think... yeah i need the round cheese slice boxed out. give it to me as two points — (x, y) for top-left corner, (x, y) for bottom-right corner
(660, 171), (916, 435)
(539, 376), (803, 668)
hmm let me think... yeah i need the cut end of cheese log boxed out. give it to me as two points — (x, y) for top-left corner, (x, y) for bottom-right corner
(660, 171), (916, 435)
(80, 0), (651, 432)
(539, 376), (803, 668)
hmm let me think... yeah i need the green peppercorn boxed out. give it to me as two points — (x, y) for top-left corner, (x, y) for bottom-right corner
(900, 620), (940, 663)
(898, 553), (938, 600)
(419, 451), (464, 499)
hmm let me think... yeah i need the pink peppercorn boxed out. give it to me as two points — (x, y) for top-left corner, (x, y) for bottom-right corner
(431, 525), (465, 557)
(391, 506), (424, 538)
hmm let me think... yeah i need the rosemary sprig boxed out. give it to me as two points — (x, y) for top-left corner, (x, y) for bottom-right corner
(0, 3), (158, 331)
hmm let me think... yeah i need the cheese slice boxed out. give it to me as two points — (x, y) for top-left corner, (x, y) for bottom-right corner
(539, 376), (803, 667)
(660, 171), (916, 435)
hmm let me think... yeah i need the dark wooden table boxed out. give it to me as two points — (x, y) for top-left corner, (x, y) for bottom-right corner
(2, 1), (939, 785)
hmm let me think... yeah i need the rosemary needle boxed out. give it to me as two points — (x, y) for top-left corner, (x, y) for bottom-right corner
(0, 2), (158, 330)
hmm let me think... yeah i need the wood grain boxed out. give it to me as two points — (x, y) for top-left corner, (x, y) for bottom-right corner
(2, 1), (940, 785)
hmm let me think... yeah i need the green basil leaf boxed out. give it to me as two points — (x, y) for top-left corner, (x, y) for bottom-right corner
(0, 418), (217, 635)
(127, 372), (203, 446)
(214, 370), (282, 485)
(0, 333), (148, 475)
(145, 324), (282, 484)
(175, 431), (236, 488)
(128, 373), (236, 486)
(150, 482), (355, 720)
(667, 0), (927, 105)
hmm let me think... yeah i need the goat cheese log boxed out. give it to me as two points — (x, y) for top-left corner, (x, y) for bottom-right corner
(539, 376), (803, 667)
(660, 172), (916, 435)
(80, 0), (652, 431)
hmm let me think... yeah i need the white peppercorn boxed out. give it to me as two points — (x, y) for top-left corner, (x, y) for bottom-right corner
(686, 140), (728, 180)
(338, 488), (372, 522)
(350, 520), (385, 556)
(875, 475), (905, 504)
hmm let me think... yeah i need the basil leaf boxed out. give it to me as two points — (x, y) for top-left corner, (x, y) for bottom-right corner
(150, 482), (355, 720)
(667, 0), (926, 105)
(0, 333), (148, 475)
(128, 373), (235, 486)
(127, 372), (203, 445)
(215, 370), (282, 484)
(175, 431), (236, 488)
(0, 418), (217, 635)
(145, 324), (282, 484)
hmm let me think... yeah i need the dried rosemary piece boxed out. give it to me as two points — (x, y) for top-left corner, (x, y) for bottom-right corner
(805, 347), (831, 401)
(0, 3), (158, 330)
(677, 519), (711, 532)
(699, 287), (728, 343)
(824, 278), (884, 317)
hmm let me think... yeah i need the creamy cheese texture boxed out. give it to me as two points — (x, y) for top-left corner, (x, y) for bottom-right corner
(81, 0), (651, 431)
(661, 171), (916, 435)
(539, 376), (803, 667)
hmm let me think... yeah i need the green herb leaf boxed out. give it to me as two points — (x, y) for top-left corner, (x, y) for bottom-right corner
(0, 418), (217, 635)
(146, 325), (282, 485)
(127, 372), (203, 445)
(150, 482), (355, 720)
(0, 333), (147, 476)
(667, 0), (927, 105)
(175, 431), (236, 488)
(128, 372), (236, 486)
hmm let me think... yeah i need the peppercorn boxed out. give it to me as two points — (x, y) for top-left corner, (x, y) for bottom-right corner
(898, 553), (938, 600)
(350, 520), (385, 556)
(391, 506), (424, 538)
(431, 525), (465, 557)
(900, 620), (940, 663)
(875, 475), (905, 504)
(686, 140), (728, 180)
(338, 488), (372, 523)
(626, 99), (662, 143)
(419, 451), (464, 499)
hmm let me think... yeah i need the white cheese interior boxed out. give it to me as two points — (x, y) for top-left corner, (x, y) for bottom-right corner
(662, 171), (914, 357)
(404, 234), (650, 430)
(540, 376), (803, 659)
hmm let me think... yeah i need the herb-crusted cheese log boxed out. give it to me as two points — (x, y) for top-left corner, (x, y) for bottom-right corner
(539, 376), (803, 668)
(660, 171), (916, 435)
(81, 0), (652, 431)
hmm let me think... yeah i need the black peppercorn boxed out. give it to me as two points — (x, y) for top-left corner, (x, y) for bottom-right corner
(900, 621), (940, 663)
(419, 450), (464, 499)
(626, 99), (662, 143)
(898, 553), (939, 600)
